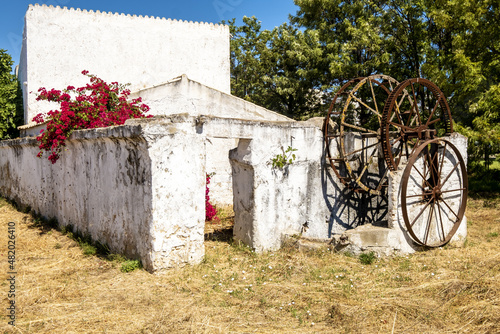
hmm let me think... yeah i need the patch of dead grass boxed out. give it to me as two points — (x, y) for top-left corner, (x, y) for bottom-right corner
(0, 196), (498, 333)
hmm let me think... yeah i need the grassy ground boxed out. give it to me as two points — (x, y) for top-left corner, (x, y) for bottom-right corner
(0, 197), (499, 334)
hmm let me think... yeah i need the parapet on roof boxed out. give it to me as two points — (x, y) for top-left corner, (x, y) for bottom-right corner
(28, 3), (224, 27)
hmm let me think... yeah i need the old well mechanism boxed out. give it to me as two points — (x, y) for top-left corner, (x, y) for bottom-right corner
(324, 75), (468, 247)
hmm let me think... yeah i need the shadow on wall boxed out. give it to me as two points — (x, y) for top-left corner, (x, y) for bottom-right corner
(321, 148), (389, 238)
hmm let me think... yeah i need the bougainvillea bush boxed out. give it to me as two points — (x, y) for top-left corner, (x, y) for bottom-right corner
(33, 70), (151, 163)
(34, 71), (217, 221)
(206, 174), (218, 221)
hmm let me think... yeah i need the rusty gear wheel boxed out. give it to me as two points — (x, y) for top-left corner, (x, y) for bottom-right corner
(324, 75), (399, 195)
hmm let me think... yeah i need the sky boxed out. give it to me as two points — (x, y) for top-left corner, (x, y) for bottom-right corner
(0, 0), (300, 70)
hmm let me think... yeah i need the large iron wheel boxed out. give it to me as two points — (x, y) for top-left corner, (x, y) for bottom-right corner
(401, 138), (467, 247)
(381, 78), (453, 171)
(324, 75), (399, 195)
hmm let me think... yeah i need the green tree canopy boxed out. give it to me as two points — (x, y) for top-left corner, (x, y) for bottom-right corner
(0, 49), (23, 140)
(227, 0), (500, 166)
(227, 16), (324, 119)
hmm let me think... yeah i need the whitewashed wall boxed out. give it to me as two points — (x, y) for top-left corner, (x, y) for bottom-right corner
(129, 75), (293, 205)
(18, 4), (230, 123)
(222, 119), (330, 251)
(1, 115), (329, 269)
(129, 75), (292, 122)
(0, 116), (206, 272)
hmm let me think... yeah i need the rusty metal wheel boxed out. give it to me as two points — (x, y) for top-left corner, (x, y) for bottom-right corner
(401, 138), (468, 247)
(324, 75), (399, 195)
(381, 78), (453, 171)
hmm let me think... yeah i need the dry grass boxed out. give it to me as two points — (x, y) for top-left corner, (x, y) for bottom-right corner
(0, 197), (499, 333)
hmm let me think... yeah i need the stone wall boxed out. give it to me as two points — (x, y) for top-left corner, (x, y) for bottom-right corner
(1, 114), (469, 270)
(18, 4), (230, 123)
(129, 75), (293, 205)
(0, 115), (325, 271)
(229, 126), (330, 251)
(0, 116), (206, 272)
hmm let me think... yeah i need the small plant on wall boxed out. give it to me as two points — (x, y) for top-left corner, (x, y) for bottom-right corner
(270, 146), (297, 169)
(33, 70), (152, 163)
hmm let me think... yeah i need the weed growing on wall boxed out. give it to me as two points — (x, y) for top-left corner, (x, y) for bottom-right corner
(33, 70), (152, 163)
(271, 146), (297, 169)
(120, 260), (142, 273)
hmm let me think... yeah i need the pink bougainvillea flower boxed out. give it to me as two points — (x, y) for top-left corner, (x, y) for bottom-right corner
(205, 174), (218, 221)
(35, 71), (152, 164)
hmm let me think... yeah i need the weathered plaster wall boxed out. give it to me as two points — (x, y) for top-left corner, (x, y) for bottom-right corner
(18, 75), (294, 206)
(227, 120), (330, 252)
(0, 116), (206, 272)
(129, 75), (293, 205)
(1, 113), (469, 268)
(141, 117), (206, 269)
(129, 75), (292, 122)
(18, 4), (230, 123)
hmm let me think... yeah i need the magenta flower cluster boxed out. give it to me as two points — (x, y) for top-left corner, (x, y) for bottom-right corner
(206, 174), (218, 221)
(34, 70), (152, 163)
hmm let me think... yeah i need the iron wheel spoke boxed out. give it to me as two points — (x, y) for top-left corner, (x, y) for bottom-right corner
(440, 162), (461, 188)
(412, 163), (434, 190)
(369, 79), (380, 116)
(406, 192), (432, 199)
(425, 100), (441, 127)
(423, 201), (435, 245)
(440, 187), (466, 195)
(349, 92), (382, 118)
(341, 121), (378, 134)
(437, 201), (446, 242)
(410, 82), (423, 127)
(439, 197), (460, 221)
(438, 142), (447, 177)
(345, 141), (379, 157)
(426, 147), (438, 187)
(410, 198), (433, 228)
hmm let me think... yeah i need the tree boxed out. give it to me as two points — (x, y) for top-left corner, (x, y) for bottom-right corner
(292, 0), (387, 86)
(422, 0), (500, 168)
(227, 17), (324, 119)
(379, 0), (429, 79)
(0, 49), (23, 140)
(293, 0), (500, 166)
(226, 0), (500, 160)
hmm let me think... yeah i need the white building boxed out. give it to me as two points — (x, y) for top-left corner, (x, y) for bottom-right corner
(18, 4), (231, 124)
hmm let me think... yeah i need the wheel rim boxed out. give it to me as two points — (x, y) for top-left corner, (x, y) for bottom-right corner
(324, 75), (399, 195)
(401, 138), (468, 247)
(381, 78), (453, 171)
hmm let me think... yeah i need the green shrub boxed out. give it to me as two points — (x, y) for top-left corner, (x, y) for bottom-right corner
(359, 251), (376, 265)
(121, 260), (142, 273)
